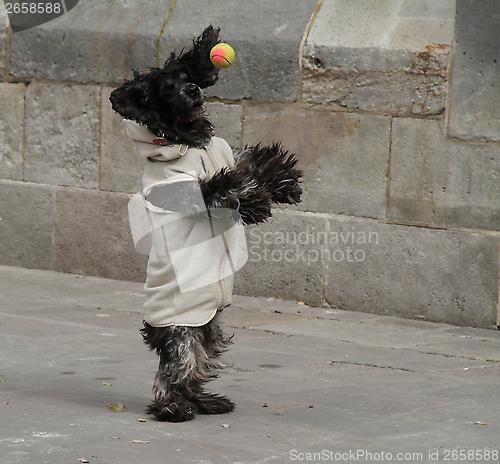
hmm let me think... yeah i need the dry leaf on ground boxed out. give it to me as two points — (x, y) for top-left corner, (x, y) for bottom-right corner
(107, 403), (125, 412)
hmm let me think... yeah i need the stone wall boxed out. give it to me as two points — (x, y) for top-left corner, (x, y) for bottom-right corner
(0, 0), (499, 328)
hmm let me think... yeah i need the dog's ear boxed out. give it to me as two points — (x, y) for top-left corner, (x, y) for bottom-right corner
(109, 71), (156, 123)
(177, 25), (221, 88)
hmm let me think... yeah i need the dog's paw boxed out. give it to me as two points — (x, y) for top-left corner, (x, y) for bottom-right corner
(270, 169), (303, 205)
(235, 143), (303, 205)
(200, 168), (272, 225)
(233, 176), (273, 225)
(146, 400), (196, 422)
(191, 392), (235, 415)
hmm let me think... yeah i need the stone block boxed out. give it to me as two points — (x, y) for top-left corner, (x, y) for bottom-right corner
(234, 211), (327, 307)
(0, 4), (7, 78)
(389, 118), (500, 231)
(100, 87), (143, 194)
(242, 103), (391, 219)
(9, 0), (317, 102)
(324, 215), (499, 329)
(0, 83), (25, 181)
(448, 0), (500, 141)
(206, 102), (242, 148)
(161, 0), (318, 102)
(302, 0), (454, 115)
(9, 0), (161, 84)
(0, 181), (55, 269)
(54, 187), (147, 282)
(398, 0), (456, 20)
(24, 83), (100, 188)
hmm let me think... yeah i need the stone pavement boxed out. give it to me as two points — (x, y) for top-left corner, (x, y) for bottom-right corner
(0, 265), (499, 464)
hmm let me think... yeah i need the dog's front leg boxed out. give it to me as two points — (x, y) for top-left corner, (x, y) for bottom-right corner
(199, 168), (273, 225)
(234, 143), (303, 205)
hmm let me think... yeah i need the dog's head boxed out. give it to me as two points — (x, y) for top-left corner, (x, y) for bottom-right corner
(110, 26), (222, 148)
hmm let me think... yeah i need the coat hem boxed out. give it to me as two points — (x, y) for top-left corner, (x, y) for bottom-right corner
(143, 306), (220, 328)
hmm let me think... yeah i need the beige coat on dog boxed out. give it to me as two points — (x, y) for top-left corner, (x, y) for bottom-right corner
(124, 121), (247, 327)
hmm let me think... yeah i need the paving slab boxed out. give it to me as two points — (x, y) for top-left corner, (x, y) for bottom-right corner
(0, 265), (499, 464)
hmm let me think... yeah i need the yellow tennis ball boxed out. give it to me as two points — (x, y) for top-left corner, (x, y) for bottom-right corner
(210, 43), (235, 68)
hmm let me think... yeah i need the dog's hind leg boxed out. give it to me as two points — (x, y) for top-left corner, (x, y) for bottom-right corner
(190, 313), (235, 415)
(141, 317), (234, 421)
(147, 363), (197, 422)
(141, 323), (207, 422)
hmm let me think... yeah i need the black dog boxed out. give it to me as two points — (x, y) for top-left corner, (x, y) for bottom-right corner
(110, 26), (302, 422)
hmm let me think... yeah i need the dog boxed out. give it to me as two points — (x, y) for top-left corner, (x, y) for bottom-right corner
(110, 25), (302, 422)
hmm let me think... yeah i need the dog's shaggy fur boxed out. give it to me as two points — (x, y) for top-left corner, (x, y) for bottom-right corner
(110, 26), (302, 422)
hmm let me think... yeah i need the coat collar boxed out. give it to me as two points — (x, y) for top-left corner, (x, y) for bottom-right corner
(123, 120), (192, 161)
